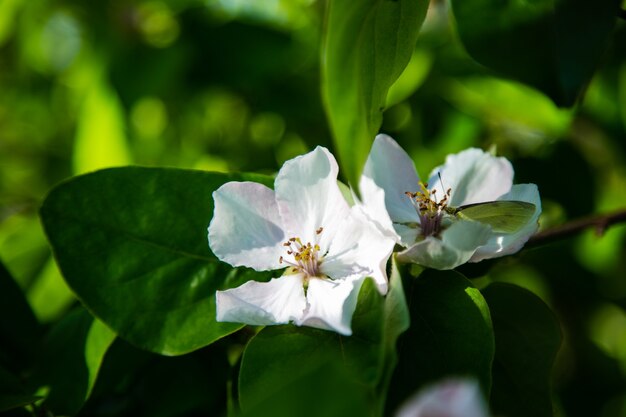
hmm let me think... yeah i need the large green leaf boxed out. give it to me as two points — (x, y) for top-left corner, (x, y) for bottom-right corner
(385, 269), (494, 414)
(482, 283), (562, 417)
(30, 308), (115, 416)
(238, 272), (410, 417)
(40, 167), (274, 355)
(451, 0), (620, 106)
(322, 0), (428, 187)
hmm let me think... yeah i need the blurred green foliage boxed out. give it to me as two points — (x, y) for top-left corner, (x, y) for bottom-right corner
(1, 0), (626, 416)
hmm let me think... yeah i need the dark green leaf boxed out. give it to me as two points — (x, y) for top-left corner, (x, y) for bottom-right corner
(239, 273), (410, 417)
(82, 339), (231, 417)
(0, 365), (40, 412)
(322, 0), (428, 186)
(30, 308), (115, 416)
(451, 0), (620, 106)
(482, 283), (562, 417)
(0, 259), (42, 374)
(385, 269), (494, 414)
(40, 167), (274, 355)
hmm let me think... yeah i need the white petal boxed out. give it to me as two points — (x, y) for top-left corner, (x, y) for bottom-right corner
(321, 207), (395, 294)
(360, 134), (421, 224)
(393, 223), (420, 247)
(297, 276), (364, 336)
(275, 146), (350, 252)
(208, 182), (285, 270)
(428, 148), (514, 207)
(397, 221), (491, 270)
(216, 274), (307, 325)
(395, 379), (489, 417)
(470, 183), (541, 262)
(356, 176), (401, 242)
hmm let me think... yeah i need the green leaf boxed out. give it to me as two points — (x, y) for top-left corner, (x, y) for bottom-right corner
(83, 339), (231, 417)
(0, 365), (40, 412)
(322, 0), (428, 187)
(0, 259), (42, 374)
(31, 308), (115, 416)
(26, 256), (75, 323)
(449, 76), (573, 130)
(482, 283), (562, 417)
(450, 0), (621, 106)
(385, 269), (494, 413)
(238, 273), (410, 417)
(386, 48), (433, 108)
(72, 58), (132, 174)
(40, 167), (274, 355)
(375, 256), (410, 411)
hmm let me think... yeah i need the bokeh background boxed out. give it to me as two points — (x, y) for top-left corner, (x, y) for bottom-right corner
(1, 0), (626, 415)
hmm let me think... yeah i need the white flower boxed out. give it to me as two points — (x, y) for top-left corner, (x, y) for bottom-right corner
(359, 134), (541, 270)
(395, 379), (489, 417)
(208, 146), (395, 336)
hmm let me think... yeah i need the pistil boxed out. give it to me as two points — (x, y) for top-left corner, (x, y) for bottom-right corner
(279, 227), (324, 277)
(405, 182), (452, 237)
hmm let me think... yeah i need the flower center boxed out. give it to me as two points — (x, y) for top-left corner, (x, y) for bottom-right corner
(279, 227), (324, 278)
(405, 182), (451, 237)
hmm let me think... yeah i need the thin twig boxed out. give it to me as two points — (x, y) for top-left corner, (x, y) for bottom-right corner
(527, 209), (626, 247)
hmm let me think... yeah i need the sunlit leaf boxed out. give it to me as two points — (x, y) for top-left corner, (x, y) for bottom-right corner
(445, 77), (573, 142)
(40, 167), (275, 355)
(322, 0), (428, 187)
(239, 272), (410, 417)
(386, 49), (433, 108)
(0, 0), (23, 46)
(451, 0), (621, 106)
(73, 71), (132, 174)
(30, 308), (115, 416)
(385, 269), (494, 414)
(482, 283), (562, 417)
(26, 256), (75, 323)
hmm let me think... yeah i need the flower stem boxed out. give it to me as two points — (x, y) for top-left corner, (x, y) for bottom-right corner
(528, 208), (626, 247)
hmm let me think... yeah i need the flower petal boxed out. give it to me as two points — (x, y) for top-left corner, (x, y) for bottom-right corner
(208, 182), (285, 270)
(275, 146), (350, 252)
(395, 379), (489, 417)
(321, 207), (395, 294)
(297, 276), (364, 336)
(356, 176), (400, 242)
(397, 221), (491, 270)
(470, 183), (541, 262)
(216, 274), (307, 326)
(428, 148), (514, 207)
(360, 134), (421, 224)
(393, 223), (420, 247)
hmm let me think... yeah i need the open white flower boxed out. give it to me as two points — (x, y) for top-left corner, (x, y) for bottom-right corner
(359, 134), (541, 270)
(208, 146), (394, 336)
(395, 379), (489, 417)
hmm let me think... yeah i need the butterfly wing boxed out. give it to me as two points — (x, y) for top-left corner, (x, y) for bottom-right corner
(454, 201), (536, 233)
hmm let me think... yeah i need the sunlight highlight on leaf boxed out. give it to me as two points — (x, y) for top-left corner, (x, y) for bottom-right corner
(73, 77), (131, 174)
(322, 0), (428, 186)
